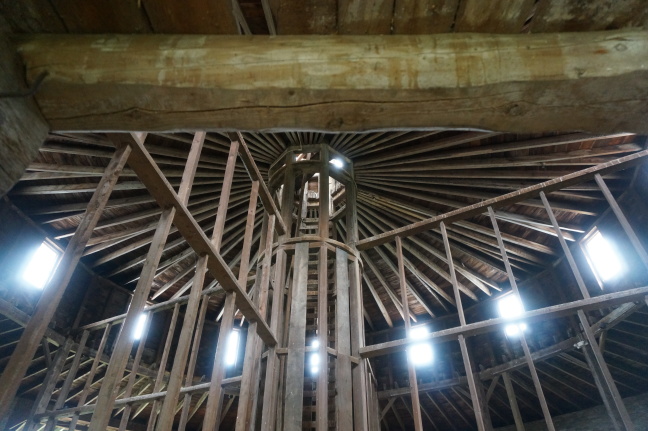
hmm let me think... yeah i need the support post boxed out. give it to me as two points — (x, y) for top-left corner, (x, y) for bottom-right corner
(502, 372), (525, 431)
(395, 236), (424, 431)
(0, 145), (130, 419)
(440, 222), (492, 431)
(89, 132), (200, 431)
(540, 191), (634, 430)
(486, 207), (555, 431)
(283, 242), (309, 431)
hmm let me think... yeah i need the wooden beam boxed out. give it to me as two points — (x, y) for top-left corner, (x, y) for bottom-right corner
(0, 145), (130, 420)
(357, 150), (648, 250)
(396, 237), (424, 431)
(13, 30), (648, 133)
(116, 133), (276, 345)
(0, 34), (48, 196)
(235, 132), (287, 235)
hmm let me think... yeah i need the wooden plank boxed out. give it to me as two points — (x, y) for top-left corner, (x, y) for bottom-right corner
(260, 157), (295, 431)
(0, 145), (130, 419)
(48, 0), (151, 33)
(316, 148), (329, 431)
(338, 0), (394, 34)
(153, 132), (207, 431)
(360, 285), (648, 359)
(141, 0), (237, 33)
(116, 133), (276, 345)
(502, 372), (525, 431)
(454, 0), (535, 33)
(88, 132), (201, 431)
(14, 31), (648, 133)
(269, 0), (336, 34)
(202, 138), (245, 431)
(235, 213), (274, 431)
(441, 222), (491, 430)
(0, 34), (48, 196)
(283, 242), (309, 431)
(487, 207), (555, 431)
(357, 150), (648, 250)
(531, 0), (648, 33)
(347, 180), (370, 431)
(0, 0), (66, 33)
(235, 132), (287, 235)
(395, 237), (424, 431)
(335, 247), (354, 431)
(392, 0), (458, 34)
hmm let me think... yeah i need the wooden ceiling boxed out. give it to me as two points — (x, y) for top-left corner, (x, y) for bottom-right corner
(1, 1), (648, 430)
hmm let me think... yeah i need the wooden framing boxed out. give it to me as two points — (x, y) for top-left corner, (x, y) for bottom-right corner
(0, 145), (131, 420)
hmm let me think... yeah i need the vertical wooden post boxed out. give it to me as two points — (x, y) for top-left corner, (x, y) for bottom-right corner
(118, 314), (152, 431)
(178, 296), (210, 431)
(232, 181), (263, 431)
(283, 242), (309, 431)
(396, 236), (424, 431)
(502, 372), (525, 431)
(316, 148), (330, 431)
(44, 330), (90, 431)
(89, 132), (202, 431)
(25, 339), (74, 431)
(68, 324), (113, 430)
(147, 304), (181, 430)
(235, 214), (275, 431)
(202, 139), (241, 431)
(334, 247), (354, 431)
(440, 222), (492, 431)
(347, 178), (369, 431)
(486, 207), (555, 431)
(540, 191), (634, 430)
(260, 156), (295, 431)
(0, 145), (131, 419)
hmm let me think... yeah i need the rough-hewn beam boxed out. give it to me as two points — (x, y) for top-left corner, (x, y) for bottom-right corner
(13, 30), (648, 133)
(0, 35), (48, 196)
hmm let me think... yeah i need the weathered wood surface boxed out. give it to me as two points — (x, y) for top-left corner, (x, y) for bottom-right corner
(13, 30), (648, 133)
(0, 35), (48, 196)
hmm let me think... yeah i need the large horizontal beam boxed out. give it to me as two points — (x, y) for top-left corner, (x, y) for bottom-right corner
(14, 30), (648, 133)
(357, 150), (648, 250)
(114, 134), (277, 347)
(360, 285), (648, 358)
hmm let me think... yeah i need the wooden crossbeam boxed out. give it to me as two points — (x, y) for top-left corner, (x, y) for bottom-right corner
(361, 285), (648, 358)
(13, 30), (648, 133)
(115, 133), (276, 347)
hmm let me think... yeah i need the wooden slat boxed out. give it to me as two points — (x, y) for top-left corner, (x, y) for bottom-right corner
(15, 31), (648, 133)
(338, 0), (394, 34)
